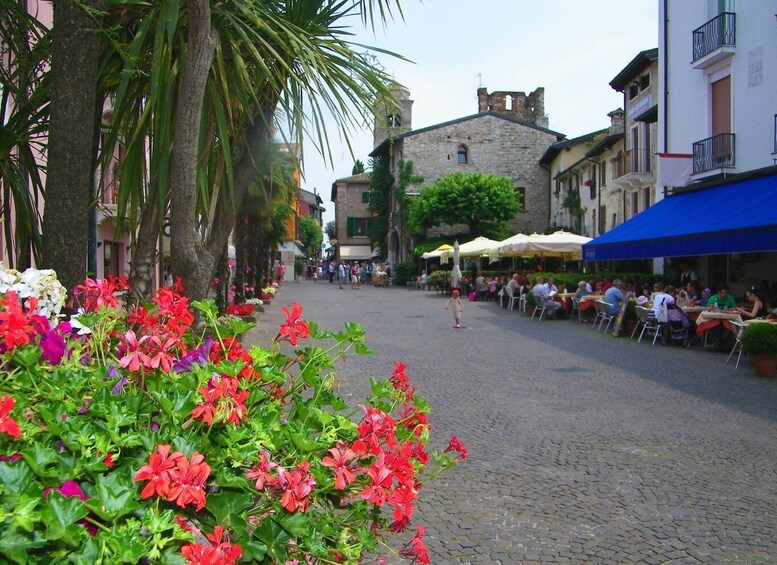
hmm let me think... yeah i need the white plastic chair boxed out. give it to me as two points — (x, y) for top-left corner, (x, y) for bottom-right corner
(726, 321), (748, 368)
(594, 300), (615, 332)
(636, 306), (663, 345)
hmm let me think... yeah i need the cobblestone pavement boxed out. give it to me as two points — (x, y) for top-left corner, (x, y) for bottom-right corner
(247, 281), (777, 564)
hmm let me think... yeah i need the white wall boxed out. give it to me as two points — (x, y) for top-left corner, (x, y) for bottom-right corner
(662, 1), (777, 172)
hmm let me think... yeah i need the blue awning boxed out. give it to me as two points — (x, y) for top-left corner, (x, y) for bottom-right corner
(583, 171), (777, 261)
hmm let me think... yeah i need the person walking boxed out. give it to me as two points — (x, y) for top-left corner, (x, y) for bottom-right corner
(338, 261), (347, 289)
(328, 261), (336, 283)
(445, 289), (464, 329)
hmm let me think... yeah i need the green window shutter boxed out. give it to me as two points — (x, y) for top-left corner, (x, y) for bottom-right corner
(366, 217), (372, 237)
(362, 191), (370, 203)
(346, 217), (354, 237)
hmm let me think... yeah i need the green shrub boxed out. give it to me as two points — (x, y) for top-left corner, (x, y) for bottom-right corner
(427, 270), (450, 289)
(742, 323), (777, 355)
(393, 261), (416, 286)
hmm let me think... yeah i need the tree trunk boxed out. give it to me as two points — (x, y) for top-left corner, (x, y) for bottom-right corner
(42, 0), (105, 292)
(127, 197), (161, 303)
(204, 101), (276, 267)
(169, 0), (217, 300)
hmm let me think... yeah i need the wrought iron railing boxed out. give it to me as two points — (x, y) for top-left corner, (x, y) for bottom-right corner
(692, 12), (736, 61)
(692, 133), (735, 174)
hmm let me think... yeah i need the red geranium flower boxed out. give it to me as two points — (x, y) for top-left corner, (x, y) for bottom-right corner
(0, 396), (21, 438)
(167, 452), (210, 511)
(444, 435), (468, 460)
(277, 461), (315, 513)
(399, 526), (430, 564)
(0, 292), (48, 352)
(134, 444), (183, 499)
(275, 303), (310, 346)
(246, 452), (278, 490)
(181, 525), (242, 564)
(321, 443), (359, 490)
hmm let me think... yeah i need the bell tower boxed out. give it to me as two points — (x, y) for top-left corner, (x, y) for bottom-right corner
(373, 84), (413, 149)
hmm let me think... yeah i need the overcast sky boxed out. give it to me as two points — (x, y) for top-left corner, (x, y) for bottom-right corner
(299, 0), (658, 227)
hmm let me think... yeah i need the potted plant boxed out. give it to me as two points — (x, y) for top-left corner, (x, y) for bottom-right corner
(741, 322), (777, 377)
(525, 292), (536, 316)
(624, 300), (638, 336)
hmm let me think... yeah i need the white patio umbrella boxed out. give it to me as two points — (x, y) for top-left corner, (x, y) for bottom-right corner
(520, 230), (592, 259)
(491, 232), (533, 261)
(441, 236), (501, 261)
(450, 240), (462, 290)
(420, 243), (453, 260)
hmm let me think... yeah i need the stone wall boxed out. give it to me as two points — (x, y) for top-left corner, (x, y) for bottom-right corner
(333, 177), (371, 245)
(395, 114), (555, 235)
(477, 87), (548, 128)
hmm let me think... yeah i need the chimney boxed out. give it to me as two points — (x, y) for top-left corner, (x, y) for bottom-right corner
(608, 108), (624, 135)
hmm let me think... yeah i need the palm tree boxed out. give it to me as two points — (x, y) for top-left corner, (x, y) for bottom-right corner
(0, 3), (50, 269)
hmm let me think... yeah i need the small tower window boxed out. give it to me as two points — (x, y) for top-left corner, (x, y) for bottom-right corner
(386, 114), (401, 127)
(457, 145), (468, 164)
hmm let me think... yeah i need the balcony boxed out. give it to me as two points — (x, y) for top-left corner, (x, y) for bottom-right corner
(610, 149), (655, 191)
(692, 12), (736, 69)
(692, 133), (735, 175)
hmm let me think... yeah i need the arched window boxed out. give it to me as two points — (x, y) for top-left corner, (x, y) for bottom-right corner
(457, 145), (468, 164)
(386, 114), (401, 127)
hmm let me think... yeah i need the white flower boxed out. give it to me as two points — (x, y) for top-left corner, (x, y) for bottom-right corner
(69, 311), (93, 336)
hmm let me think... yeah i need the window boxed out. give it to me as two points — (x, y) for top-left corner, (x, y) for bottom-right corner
(361, 191), (370, 203)
(515, 187), (526, 211)
(598, 205), (607, 235)
(631, 191), (639, 217)
(629, 83), (639, 100)
(103, 241), (120, 277)
(386, 114), (401, 127)
(642, 187), (651, 210)
(457, 145), (468, 164)
(773, 114), (777, 155)
(347, 217), (370, 237)
(599, 160), (606, 187)
(588, 179), (596, 200)
(640, 74), (650, 90)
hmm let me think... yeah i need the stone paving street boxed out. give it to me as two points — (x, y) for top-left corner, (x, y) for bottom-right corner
(247, 281), (777, 564)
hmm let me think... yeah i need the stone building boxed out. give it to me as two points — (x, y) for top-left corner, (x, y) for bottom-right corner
(330, 172), (373, 261)
(542, 110), (625, 239)
(369, 86), (564, 265)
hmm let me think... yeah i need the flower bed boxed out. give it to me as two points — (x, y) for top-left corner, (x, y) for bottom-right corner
(0, 270), (465, 563)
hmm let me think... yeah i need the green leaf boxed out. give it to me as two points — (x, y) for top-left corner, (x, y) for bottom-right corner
(67, 536), (100, 563)
(41, 491), (88, 543)
(21, 444), (58, 477)
(9, 494), (40, 533)
(0, 461), (38, 498)
(0, 529), (47, 563)
(205, 488), (253, 528)
(88, 473), (139, 521)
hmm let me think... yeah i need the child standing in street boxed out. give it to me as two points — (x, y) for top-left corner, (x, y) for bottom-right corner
(445, 289), (464, 329)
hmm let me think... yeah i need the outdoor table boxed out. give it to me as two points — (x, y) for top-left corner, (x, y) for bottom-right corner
(744, 318), (777, 325)
(578, 294), (602, 313)
(695, 310), (743, 337)
(681, 305), (706, 322)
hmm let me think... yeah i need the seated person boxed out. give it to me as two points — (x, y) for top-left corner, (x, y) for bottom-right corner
(676, 282), (701, 306)
(700, 287), (711, 307)
(603, 278), (625, 316)
(651, 283), (675, 322)
(733, 288), (769, 319)
(706, 284), (737, 310)
(574, 280), (589, 299)
(532, 276), (562, 318)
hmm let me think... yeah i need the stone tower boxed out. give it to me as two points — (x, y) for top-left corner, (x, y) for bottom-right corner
(477, 87), (548, 128)
(373, 84), (413, 149)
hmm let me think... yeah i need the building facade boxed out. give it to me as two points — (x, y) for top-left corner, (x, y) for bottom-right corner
(370, 87), (563, 265)
(585, 2), (777, 294)
(330, 172), (373, 261)
(544, 110), (628, 240)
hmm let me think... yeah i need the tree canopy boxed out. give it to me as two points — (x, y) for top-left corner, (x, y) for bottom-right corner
(410, 171), (521, 238)
(299, 216), (323, 258)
